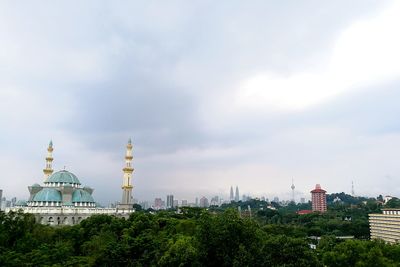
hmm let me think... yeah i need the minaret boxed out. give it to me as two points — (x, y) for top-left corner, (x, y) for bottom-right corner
(120, 138), (134, 209)
(43, 140), (54, 181)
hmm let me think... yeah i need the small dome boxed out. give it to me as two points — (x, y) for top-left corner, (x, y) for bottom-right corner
(16, 200), (27, 206)
(63, 201), (74, 206)
(32, 183), (41, 187)
(33, 188), (62, 202)
(45, 170), (81, 185)
(72, 189), (95, 203)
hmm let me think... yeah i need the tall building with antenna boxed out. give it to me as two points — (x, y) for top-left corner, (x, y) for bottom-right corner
(230, 186), (234, 202)
(351, 181), (355, 196)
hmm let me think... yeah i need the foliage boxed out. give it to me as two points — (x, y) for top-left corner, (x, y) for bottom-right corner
(385, 198), (400, 208)
(0, 205), (399, 266)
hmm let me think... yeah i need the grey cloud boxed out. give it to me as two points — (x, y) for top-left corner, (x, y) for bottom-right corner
(0, 1), (394, 203)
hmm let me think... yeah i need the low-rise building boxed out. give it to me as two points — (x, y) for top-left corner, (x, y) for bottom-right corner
(369, 208), (400, 244)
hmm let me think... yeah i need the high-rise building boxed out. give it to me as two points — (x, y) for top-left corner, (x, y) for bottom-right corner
(173, 200), (178, 208)
(154, 198), (163, 210)
(210, 196), (219, 206)
(1, 197), (5, 210)
(11, 197), (17, 207)
(0, 189), (2, 210)
(195, 197), (199, 207)
(166, 195), (174, 209)
(139, 201), (150, 210)
(199, 196), (209, 208)
(235, 186), (240, 202)
(311, 184), (327, 212)
(181, 200), (188, 207)
(230, 186), (234, 202)
(273, 197), (279, 203)
(300, 197), (306, 204)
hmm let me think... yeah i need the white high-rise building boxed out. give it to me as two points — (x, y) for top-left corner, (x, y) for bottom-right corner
(166, 195), (174, 209)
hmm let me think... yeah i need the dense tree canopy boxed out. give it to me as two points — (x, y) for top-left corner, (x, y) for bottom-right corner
(1, 207), (400, 266)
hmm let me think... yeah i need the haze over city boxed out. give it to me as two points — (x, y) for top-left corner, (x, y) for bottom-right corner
(1, 1), (400, 205)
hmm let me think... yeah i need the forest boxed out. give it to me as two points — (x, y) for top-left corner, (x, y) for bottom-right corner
(1, 199), (400, 267)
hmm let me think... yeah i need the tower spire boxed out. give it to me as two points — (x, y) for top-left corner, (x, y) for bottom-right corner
(235, 186), (240, 202)
(119, 138), (134, 209)
(43, 140), (54, 181)
(291, 178), (295, 203)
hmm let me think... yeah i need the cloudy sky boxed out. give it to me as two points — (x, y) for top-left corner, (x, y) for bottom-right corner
(1, 1), (400, 204)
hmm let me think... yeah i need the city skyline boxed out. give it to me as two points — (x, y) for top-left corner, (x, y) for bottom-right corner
(1, 1), (400, 204)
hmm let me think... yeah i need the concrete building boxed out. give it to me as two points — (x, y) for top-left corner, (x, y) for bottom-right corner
(210, 196), (219, 206)
(369, 209), (400, 244)
(166, 195), (174, 209)
(181, 200), (188, 207)
(6, 140), (135, 225)
(199, 196), (209, 208)
(311, 184), (327, 213)
(1, 197), (6, 210)
(154, 198), (163, 210)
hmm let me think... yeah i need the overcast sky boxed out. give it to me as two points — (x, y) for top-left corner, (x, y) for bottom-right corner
(1, 1), (400, 204)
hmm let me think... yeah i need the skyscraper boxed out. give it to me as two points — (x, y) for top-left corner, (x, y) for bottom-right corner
(154, 198), (163, 210)
(199, 196), (209, 208)
(166, 195), (174, 209)
(311, 184), (327, 212)
(0, 189), (2, 211)
(235, 186), (240, 202)
(230, 186), (234, 202)
(11, 197), (16, 207)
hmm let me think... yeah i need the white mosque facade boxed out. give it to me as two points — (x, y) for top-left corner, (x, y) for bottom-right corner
(6, 140), (135, 225)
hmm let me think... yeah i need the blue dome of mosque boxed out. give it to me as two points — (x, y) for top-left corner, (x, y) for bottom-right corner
(72, 189), (95, 203)
(33, 188), (62, 202)
(15, 200), (28, 206)
(45, 170), (81, 185)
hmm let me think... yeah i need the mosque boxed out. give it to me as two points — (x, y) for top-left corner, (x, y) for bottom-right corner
(7, 140), (135, 225)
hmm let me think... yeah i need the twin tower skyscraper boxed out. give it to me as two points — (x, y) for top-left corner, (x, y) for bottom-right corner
(230, 186), (240, 202)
